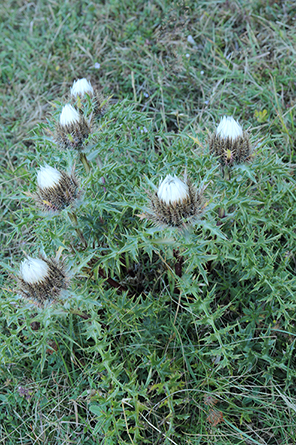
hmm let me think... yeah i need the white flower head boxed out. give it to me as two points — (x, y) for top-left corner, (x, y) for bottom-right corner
(158, 174), (189, 205)
(59, 104), (80, 127)
(216, 116), (243, 140)
(20, 257), (49, 284)
(70, 78), (94, 97)
(37, 165), (62, 190)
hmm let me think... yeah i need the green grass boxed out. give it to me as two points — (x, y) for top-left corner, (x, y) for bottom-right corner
(1, 0), (296, 443)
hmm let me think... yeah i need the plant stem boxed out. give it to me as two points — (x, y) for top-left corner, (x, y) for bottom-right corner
(173, 249), (183, 324)
(70, 309), (91, 320)
(222, 165), (231, 180)
(173, 249), (183, 278)
(68, 211), (87, 248)
(80, 152), (90, 174)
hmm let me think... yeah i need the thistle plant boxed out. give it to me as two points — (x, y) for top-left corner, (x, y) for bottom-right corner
(3, 5), (296, 443)
(4, 93), (296, 445)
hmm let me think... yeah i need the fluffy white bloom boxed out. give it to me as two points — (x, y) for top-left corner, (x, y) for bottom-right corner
(70, 78), (94, 97)
(60, 104), (80, 126)
(158, 175), (189, 205)
(216, 116), (243, 140)
(20, 257), (49, 284)
(37, 165), (62, 189)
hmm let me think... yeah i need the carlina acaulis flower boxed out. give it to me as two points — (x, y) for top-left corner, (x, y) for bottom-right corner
(71, 78), (94, 98)
(147, 173), (204, 228)
(16, 255), (69, 307)
(209, 116), (251, 167)
(32, 164), (80, 212)
(55, 103), (91, 150)
(70, 78), (109, 118)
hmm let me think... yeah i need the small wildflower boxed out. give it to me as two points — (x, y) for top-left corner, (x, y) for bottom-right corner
(55, 104), (91, 150)
(187, 35), (196, 45)
(147, 174), (205, 228)
(138, 126), (148, 134)
(17, 255), (69, 307)
(70, 78), (94, 98)
(18, 386), (33, 401)
(209, 116), (252, 167)
(32, 165), (80, 212)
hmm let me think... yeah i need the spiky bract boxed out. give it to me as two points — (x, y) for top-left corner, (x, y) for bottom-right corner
(69, 86), (109, 119)
(148, 175), (204, 228)
(17, 256), (69, 307)
(34, 166), (80, 212)
(209, 132), (251, 166)
(209, 116), (251, 166)
(92, 89), (109, 118)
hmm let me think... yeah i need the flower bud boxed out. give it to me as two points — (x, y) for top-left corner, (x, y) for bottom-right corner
(55, 104), (91, 150)
(209, 116), (251, 166)
(17, 255), (69, 307)
(217, 116), (243, 139)
(34, 165), (80, 212)
(70, 78), (94, 98)
(157, 175), (189, 204)
(20, 258), (49, 284)
(60, 104), (80, 126)
(148, 174), (204, 228)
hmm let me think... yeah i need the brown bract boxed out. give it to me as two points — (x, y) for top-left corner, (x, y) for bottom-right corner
(89, 88), (110, 118)
(69, 88), (110, 119)
(209, 131), (252, 166)
(55, 115), (91, 150)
